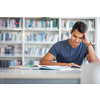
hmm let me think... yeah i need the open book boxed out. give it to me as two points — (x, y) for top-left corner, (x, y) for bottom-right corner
(20, 65), (81, 70)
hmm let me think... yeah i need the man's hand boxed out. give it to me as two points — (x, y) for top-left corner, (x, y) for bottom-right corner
(82, 30), (90, 44)
(63, 63), (81, 67)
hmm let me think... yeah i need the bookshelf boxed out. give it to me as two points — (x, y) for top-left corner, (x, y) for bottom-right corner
(0, 17), (99, 66)
(24, 17), (59, 65)
(0, 17), (23, 66)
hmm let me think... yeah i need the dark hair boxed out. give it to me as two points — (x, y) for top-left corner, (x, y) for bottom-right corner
(72, 21), (87, 33)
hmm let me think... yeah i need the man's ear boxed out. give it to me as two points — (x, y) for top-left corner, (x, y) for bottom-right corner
(70, 30), (72, 34)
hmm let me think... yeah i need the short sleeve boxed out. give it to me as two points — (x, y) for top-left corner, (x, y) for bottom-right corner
(48, 42), (59, 57)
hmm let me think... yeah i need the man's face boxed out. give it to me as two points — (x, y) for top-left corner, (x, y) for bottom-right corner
(70, 29), (84, 47)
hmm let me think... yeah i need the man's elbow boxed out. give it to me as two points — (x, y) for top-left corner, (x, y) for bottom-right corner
(39, 59), (52, 65)
(94, 57), (100, 62)
(90, 58), (100, 62)
(96, 58), (100, 62)
(39, 60), (46, 65)
(39, 61), (43, 65)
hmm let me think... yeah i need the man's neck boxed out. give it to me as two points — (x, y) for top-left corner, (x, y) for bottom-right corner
(68, 39), (79, 48)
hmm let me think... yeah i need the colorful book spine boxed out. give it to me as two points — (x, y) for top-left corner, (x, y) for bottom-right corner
(61, 19), (95, 29)
(0, 60), (10, 69)
(16, 19), (20, 27)
(25, 19), (59, 29)
(24, 46), (50, 56)
(25, 32), (59, 42)
(0, 45), (22, 56)
(50, 20), (53, 28)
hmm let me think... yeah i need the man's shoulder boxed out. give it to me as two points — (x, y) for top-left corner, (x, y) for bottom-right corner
(81, 41), (86, 45)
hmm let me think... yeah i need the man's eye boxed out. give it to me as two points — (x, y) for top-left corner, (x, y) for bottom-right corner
(79, 37), (83, 39)
(74, 35), (77, 37)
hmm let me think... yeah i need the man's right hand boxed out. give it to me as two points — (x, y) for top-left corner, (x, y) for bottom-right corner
(63, 63), (81, 67)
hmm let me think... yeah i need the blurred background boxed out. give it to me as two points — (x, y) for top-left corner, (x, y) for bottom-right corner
(0, 17), (100, 67)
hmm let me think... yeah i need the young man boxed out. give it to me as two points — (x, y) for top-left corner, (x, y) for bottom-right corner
(39, 21), (99, 67)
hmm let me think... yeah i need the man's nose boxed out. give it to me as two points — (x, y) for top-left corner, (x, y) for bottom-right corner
(75, 38), (79, 42)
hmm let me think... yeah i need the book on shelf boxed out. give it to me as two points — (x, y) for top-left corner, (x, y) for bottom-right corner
(86, 20), (95, 29)
(61, 19), (95, 29)
(9, 60), (22, 66)
(53, 19), (56, 28)
(61, 31), (70, 40)
(50, 20), (53, 28)
(0, 60), (9, 69)
(0, 32), (22, 42)
(0, 45), (14, 56)
(0, 47), (1, 55)
(56, 19), (59, 28)
(24, 47), (50, 56)
(61, 34), (68, 40)
(19, 65), (81, 70)
(0, 20), (7, 28)
(46, 20), (50, 28)
(41, 31), (45, 41)
(6, 45), (14, 56)
(0, 60), (22, 69)
(25, 19), (59, 29)
(62, 20), (71, 29)
(0, 45), (22, 56)
(0, 18), (22, 29)
(25, 32), (58, 43)
(87, 34), (93, 43)
(14, 45), (22, 55)
(0, 32), (3, 42)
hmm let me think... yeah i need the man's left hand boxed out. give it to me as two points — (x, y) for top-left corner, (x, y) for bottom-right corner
(83, 30), (90, 44)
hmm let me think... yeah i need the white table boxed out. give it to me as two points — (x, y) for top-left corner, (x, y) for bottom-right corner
(0, 69), (81, 84)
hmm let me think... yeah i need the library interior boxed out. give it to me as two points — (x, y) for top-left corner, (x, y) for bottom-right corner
(0, 17), (100, 84)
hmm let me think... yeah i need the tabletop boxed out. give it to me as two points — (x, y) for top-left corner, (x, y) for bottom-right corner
(0, 69), (81, 79)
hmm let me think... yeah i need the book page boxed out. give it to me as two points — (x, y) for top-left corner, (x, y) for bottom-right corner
(39, 65), (69, 70)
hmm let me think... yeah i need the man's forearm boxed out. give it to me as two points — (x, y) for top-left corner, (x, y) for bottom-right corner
(39, 60), (80, 67)
(39, 60), (65, 66)
(88, 45), (99, 62)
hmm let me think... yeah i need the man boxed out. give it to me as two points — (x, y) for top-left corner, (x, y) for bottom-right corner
(39, 21), (99, 67)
